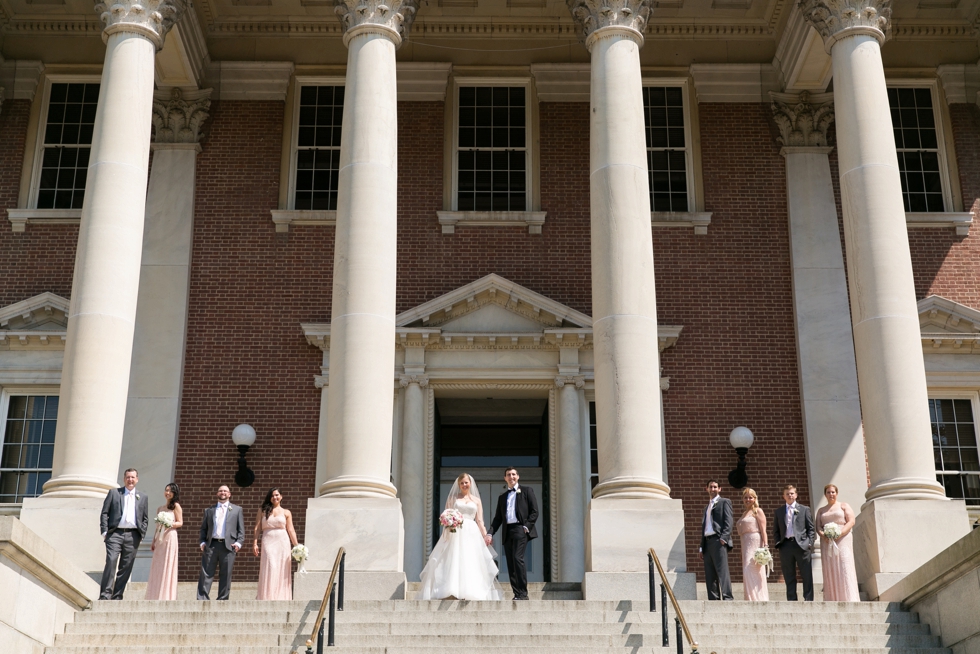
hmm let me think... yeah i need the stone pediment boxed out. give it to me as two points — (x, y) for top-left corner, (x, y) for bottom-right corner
(0, 293), (70, 349)
(918, 295), (980, 354)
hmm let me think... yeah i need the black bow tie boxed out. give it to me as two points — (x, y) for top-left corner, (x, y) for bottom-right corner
(507, 487), (517, 493)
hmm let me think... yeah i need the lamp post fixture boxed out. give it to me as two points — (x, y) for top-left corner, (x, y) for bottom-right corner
(232, 424), (256, 488)
(728, 426), (754, 489)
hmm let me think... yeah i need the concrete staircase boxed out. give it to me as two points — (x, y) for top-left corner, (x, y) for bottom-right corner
(46, 585), (948, 654)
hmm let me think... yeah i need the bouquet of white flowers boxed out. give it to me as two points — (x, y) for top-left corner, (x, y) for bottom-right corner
(822, 523), (841, 540)
(439, 508), (464, 533)
(291, 544), (309, 573)
(752, 546), (773, 568)
(154, 511), (174, 529)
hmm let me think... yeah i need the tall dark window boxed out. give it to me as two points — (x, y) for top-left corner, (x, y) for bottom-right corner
(294, 85), (344, 211)
(456, 86), (527, 212)
(37, 83), (99, 209)
(0, 396), (58, 503)
(644, 86), (688, 213)
(889, 87), (945, 212)
(931, 398), (980, 507)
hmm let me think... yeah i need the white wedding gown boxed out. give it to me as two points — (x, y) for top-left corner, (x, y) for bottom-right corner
(418, 499), (504, 600)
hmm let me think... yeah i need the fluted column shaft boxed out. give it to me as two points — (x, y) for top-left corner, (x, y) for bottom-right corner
(799, 0), (945, 501)
(400, 375), (428, 579)
(582, 17), (669, 500)
(44, 1), (186, 498)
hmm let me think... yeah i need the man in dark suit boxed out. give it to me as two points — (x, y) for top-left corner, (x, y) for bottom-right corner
(99, 467), (149, 600)
(486, 467), (538, 600)
(774, 483), (816, 601)
(197, 484), (246, 600)
(699, 479), (734, 600)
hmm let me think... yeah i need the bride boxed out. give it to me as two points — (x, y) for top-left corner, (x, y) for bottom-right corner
(418, 473), (503, 600)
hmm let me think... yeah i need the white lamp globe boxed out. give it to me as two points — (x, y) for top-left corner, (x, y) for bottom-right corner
(729, 426), (754, 450)
(232, 424), (256, 448)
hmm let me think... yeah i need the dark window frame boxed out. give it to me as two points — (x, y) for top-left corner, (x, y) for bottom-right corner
(930, 396), (980, 507)
(887, 84), (949, 213)
(292, 83), (346, 212)
(0, 394), (59, 504)
(644, 84), (691, 213)
(33, 80), (100, 210)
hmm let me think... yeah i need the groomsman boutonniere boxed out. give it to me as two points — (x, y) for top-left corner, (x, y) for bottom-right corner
(135, 493), (140, 501)
(516, 488), (522, 495)
(792, 508), (798, 516)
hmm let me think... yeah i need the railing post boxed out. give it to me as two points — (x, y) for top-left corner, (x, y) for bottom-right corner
(661, 584), (669, 646)
(648, 551), (656, 612)
(675, 617), (683, 654)
(327, 583), (336, 647)
(338, 552), (346, 611)
(316, 617), (324, 654)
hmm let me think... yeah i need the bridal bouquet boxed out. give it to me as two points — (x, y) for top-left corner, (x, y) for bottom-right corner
(154, 512), (174, 529)
(291, 544), (309, 573)
(439, 508), (464, 533)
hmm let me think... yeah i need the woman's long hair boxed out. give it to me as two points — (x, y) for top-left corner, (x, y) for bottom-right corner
(742, 487), (760, 515)
(261, 487), (281, 518)
(165, 483), (180, 511)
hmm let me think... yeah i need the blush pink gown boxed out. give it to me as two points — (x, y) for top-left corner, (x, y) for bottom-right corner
(256, 514), (292, 600)
(736, 513), (769, 601)
(144, 512), (178, 600)
(819, 503), (861, 601)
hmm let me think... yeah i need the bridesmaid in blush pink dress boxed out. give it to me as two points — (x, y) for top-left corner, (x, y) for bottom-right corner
(736, 488), (769, 601)
(145, 483), (182, 600)
(816, 484), (860, 601)
(253, 487), (299, 600)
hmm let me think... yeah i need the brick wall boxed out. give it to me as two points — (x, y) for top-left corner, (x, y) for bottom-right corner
(909, 104), (980, 310)
(0, 99), (78, 306)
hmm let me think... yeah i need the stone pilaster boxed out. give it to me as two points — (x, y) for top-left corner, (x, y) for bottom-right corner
(555, 375), (586, 582)
(799, 0), (971, 598)
(399, 373), (428, 580)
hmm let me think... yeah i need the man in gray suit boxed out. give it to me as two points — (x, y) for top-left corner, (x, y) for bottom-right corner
(197, 484), (245, 600)
(774, 483), (816, 601)
(99, 467), (149, 599)
(699, 479), (734, 600)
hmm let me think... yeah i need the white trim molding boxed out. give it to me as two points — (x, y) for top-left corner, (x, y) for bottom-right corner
(690, 63), (780, 103)
(204, 61), (294, 101)
(6, 209), (81, 233)
(270, 210), (337, 232)
(397, 62), (452, 101)
(906, 212), (972, 236)
(651, 211), (712, 235)
(437, 210), (546, 234)
(530, 64), (590, 102)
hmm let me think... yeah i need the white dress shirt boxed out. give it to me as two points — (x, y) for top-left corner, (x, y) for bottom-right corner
(505, 485), (519, 524)
(214, 502), (229, 539)
(703, 496), (718, 536)
(785, 502), (797, 539)
(118, 488), (138, 529)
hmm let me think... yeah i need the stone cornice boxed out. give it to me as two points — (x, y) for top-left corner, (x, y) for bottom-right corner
(798, 0), (891, 48)
(152, 88), (211, 144)
(95, 0), (188, 50)
(333, 0), (421, 45)
(770, 91), (835, 147)
(566, 0), (653, 46)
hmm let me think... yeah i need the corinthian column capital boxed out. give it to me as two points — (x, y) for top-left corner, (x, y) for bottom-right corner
(399, 374), (429, 388)
(94, 0), (187, 50)
(770, 91), (835, 148)
(798, 0), (892, 49)
(566, 0), (653, 49)
(333, 0), (420, 46)
(152, 88), (212, 144)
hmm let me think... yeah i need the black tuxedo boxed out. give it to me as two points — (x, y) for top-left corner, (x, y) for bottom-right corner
(489, 485), (538, 599)
(774, 502), (816, 601)
(699, 496), (734, 601)
(197, 502), (245, 600)
(98, 486), (149, 599)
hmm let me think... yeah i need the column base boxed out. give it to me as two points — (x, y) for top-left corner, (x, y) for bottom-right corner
(585, 496), (687, 573)
(19, 496), (107, 574)
(293, 570), (406, 600)
(853, 498), (971, 598)
(303, 496), (404, 574)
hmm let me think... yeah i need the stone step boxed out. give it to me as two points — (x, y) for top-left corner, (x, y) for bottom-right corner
(43, 647), (952, 654)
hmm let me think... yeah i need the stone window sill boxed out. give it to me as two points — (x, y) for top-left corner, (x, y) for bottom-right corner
(7, 209), (81, 233)
(437, 211), (546, 235)
(651, 212), (712, 235)
(906, 212), (972, 236)
(271, 210), (337, 232)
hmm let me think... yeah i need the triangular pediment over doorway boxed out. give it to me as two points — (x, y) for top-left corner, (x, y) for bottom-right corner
(0, 292), (70, 348)
(395, 274), (592, 330)
(918, 295), (980, 353)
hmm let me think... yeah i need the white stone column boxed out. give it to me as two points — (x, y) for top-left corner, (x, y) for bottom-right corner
(556, 375), (586, 582)
(298, 0), (418, 600)
(19, 0), (187, 573)
(399, 373), (428, 580)
(567, 0), (690, 598)
(799, 0), (971, 597)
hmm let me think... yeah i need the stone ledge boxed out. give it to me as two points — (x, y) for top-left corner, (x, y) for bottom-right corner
(6, 209), (81, 232)
(881, 525), (980, 605)
(437, 211), (546, 234)
(651, 211), (712, 235)
(906, 212), (973, 236)
(271, 210), (337, 232)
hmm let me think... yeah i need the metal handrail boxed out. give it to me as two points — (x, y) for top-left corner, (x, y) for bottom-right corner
(648, 548), (699, 654)
(305, 547), (346, 653)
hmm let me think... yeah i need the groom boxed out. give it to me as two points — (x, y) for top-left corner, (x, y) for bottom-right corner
(486, 467), (538, 600)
